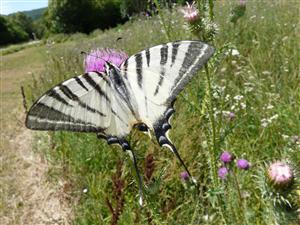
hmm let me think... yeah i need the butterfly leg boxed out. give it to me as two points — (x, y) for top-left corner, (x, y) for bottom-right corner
(119, 140), (144, 206)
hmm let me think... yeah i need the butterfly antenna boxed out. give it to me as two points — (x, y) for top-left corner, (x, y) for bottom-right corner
(81, 50), (110, 65)
(120, 140), (144, 206)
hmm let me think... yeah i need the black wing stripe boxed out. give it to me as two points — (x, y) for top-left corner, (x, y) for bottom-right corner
(59, 84), (106, 117)
(75, 77), (89, 91)
(123, 60), (128, 79)
(47, 90), (72, 106)
(83, 73), (110, 102)
(171, 42), (180, 66)
(154, 44), (168, 95)
(160, 44), (168, 65)
(111, 109), (128, 126)
(145, 49), (150, 67)
(171, 42), (202, 91)
(28, 115), (105, 132)
(95, 72), (110, 86)
(135, 53), (143, 88)
(30, 102), (81, 123)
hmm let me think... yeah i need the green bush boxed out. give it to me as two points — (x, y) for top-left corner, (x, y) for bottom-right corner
(0, 16), (29, 46)
(47, 0), (125, 34)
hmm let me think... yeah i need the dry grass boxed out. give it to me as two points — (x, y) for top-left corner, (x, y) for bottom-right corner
(0, 46), (73, 225)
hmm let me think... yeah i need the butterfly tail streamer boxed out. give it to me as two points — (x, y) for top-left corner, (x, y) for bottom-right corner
(99, 135), (144, 206)
(154, 104), (196, 184)
(120, 140), (144, 206)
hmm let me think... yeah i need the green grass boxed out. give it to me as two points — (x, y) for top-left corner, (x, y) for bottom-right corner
(24, 1), (299, 224)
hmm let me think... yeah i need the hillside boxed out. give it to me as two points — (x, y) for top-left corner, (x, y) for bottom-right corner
(10, 7), (47, 20)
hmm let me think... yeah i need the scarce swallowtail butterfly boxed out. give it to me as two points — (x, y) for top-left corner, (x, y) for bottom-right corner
(26, 40), (215, 205)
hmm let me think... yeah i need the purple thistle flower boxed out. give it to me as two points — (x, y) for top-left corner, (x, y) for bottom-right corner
(239, 0), (246, 7)
(180, 171), (190, 182)
(290, 135), (299, 144)
(220, 151), (234, 163)
(218, 167), (229, 179)
(268, 162), (294, 187)
(84, 49), (128, 73)
(237, 159), (250, 170)
(181, 1), (199, 23)
(228, 112), (236, 120)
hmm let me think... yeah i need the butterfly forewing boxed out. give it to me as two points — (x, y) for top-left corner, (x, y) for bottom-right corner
(26, 72), (134, 137)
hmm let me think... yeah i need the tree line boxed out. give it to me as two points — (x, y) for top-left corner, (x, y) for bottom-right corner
(0, 0), (186, 46)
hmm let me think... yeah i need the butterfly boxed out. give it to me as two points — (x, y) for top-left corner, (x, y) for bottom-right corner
(26, 40), (215, 205)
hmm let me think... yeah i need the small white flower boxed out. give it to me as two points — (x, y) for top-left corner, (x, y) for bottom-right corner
(245, 86), (254, 93)
(281, 134), (289, 140)
(262, 71), (271, 75)
(266, 104), (274, 110)
(261, 118), (270, 128)
(213, 92), (219, 99)
(234, 95), (244, 101)
(231, 49), (240, 56)
(282, 36), (288, 42)
(270, 114), (279, 120)
(240, 103), (246, 109)
(225, 94), (231, 101)
(222, 111), (230, 116)
(83, 188), (88, 193)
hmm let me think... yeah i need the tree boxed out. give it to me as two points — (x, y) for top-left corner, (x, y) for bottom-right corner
(120, 0), (148, 17)
(10, 12), (34, 38)
(0, 15), (29, 46)
(47, 0), (124, 34)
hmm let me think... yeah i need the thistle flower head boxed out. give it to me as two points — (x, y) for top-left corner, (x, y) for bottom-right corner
(291, 135), (299, 144)
(237, 159), (250, 170)
(220, 151), (234, 163)
(228, 112), (236, 120)
(84, 49), (128, 73)
(268, 162), (294, 187)
(218, 167), (229, 179)
(239, 0), (247, 7)
(181, 1), (199, 23)
(180, 171), (190, 182)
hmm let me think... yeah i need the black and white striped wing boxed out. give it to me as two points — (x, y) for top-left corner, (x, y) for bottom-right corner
(120, 41), (215, 126)
(26, 72), (135, 138)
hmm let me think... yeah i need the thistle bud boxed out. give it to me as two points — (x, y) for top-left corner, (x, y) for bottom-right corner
(220, 151), (234, 163)
(237, 159), (250, 170)
(218, 167), (229, 179)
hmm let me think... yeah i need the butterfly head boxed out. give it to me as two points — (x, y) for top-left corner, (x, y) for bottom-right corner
(84, 49), (128, 74)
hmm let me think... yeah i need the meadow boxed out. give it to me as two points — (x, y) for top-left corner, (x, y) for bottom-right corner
(11, 0), (300, 224)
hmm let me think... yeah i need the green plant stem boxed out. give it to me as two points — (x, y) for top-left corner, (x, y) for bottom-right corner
(232, 169), (248, 224)
(208, 0), (214, 20)
(204, 64), (218, 186)
(153, 0), (171, 41)
(232, 169), (243, 203)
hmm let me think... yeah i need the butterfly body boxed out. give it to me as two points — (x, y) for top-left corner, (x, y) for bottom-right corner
(26, 40), (215, 205)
